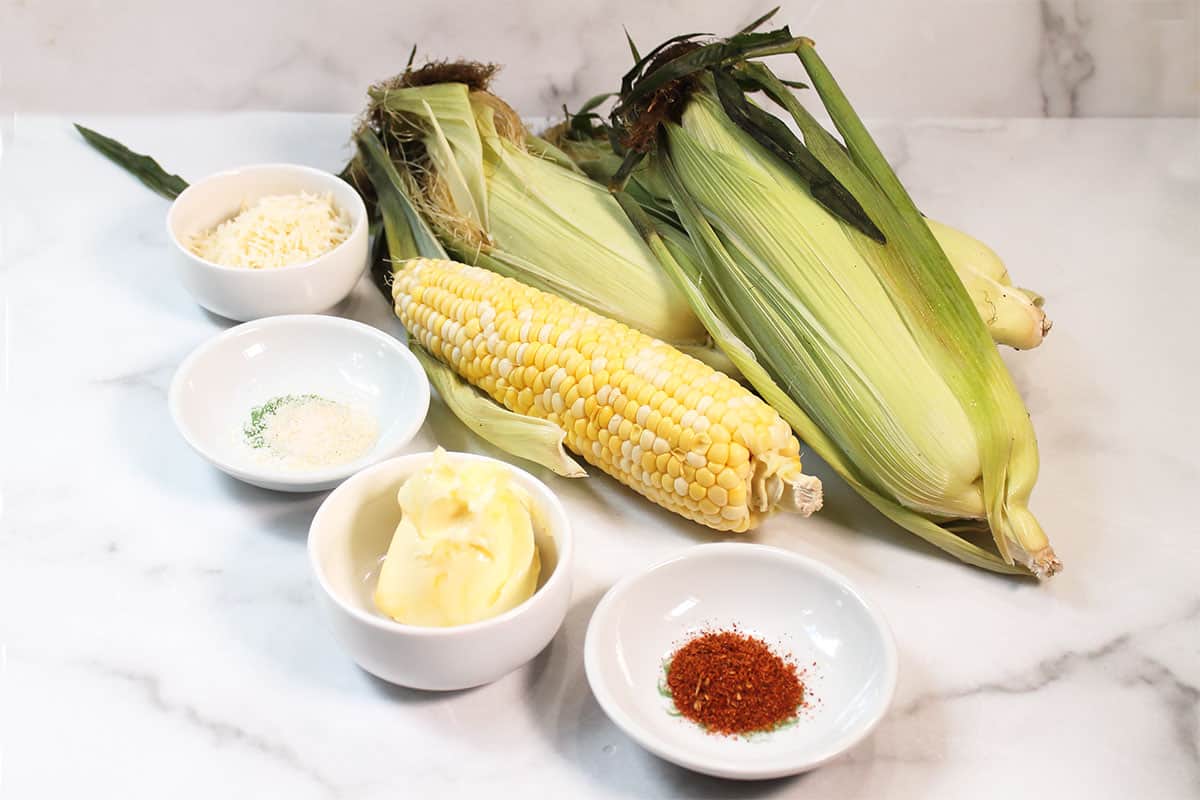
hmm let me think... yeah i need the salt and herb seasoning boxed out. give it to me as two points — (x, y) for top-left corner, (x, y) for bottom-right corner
(242, 394), (378, 471)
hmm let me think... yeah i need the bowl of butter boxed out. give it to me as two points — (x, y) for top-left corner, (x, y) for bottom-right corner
(308, 448), (573, 690)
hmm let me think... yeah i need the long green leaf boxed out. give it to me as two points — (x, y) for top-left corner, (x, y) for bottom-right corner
(576, 92), (614, 116)
(75, 124), (188, 200)
(739, 7), (781, 33)
(624, 28), (642, 62)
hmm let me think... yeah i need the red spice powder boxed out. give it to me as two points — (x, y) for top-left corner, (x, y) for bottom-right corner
(665, 629), (805, 736)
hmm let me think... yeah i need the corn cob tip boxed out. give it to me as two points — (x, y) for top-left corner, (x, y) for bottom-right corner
(778, 472), (823, 517)
(752, 456), (823, 516)
(1030, 546), (1063, 579)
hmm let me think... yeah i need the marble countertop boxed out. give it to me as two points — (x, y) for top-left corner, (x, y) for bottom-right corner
(2, 113), (1197, 799)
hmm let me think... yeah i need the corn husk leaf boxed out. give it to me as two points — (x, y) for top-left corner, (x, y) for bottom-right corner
(368, 79), (710, 346)
(75, 124), (187, 200)
(412, 347), (586, 478)
(356, 125), (448, 261)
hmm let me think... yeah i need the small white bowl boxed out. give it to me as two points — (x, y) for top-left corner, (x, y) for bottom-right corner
(166, 163), (368, 321)
(169, 315), (429, 492)
(584, 543), (897, 781)
(308, 451), (574, 690)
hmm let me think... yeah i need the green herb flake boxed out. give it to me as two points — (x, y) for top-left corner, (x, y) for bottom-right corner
(243, 394), (323, 449)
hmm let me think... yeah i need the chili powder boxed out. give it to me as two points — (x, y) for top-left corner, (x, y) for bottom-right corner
(665, 629), (804, 736)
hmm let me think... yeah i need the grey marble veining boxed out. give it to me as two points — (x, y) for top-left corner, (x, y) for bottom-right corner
(1, 111), (1197, 797)
(1, 0), (1196, 117)
(1038, 0), (1098, 116)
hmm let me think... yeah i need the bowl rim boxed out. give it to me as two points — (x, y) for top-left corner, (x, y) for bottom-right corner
(167, 314), (430, 488)
(165, 162), (368, 274)
(307, 449), (575, 638)
(582, 541), (899, 780)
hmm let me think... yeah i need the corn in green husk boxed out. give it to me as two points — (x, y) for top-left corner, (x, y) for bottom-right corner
(354, 65), (710, 350)
(546, 123), (1051, 350)
(606, 22), (1059, 575)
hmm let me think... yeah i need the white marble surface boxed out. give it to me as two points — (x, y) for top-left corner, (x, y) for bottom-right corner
(1, 111), (1198, 798)
(2, 0), (1197, 117)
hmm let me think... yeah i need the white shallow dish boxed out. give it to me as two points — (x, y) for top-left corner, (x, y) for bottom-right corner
(166, 163), (368, 321)
(584, 543), (897, 781)
(308, 451), (574, 690)
(169, 315), (429, 492)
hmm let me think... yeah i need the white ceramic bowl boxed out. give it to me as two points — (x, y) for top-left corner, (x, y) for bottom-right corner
(584, 543), (897, 780)
(308, 451), (574, 690)
(166, 163), (369, 320)
(169, 315), (429, 492)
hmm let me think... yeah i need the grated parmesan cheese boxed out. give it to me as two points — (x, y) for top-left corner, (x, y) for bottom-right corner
(189, 191), (352, 269)
(242, 394), (378, 471)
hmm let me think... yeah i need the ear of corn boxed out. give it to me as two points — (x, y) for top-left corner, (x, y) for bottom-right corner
(363, 75), (709, 347)
(609, 32), (1059, 575)
(792, 43), (1054, 574)
(392, 257), (822, 532)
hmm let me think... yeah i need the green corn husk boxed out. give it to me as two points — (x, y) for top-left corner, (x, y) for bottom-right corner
(356, 65), (710, 348)
(609, 26), (1060, 576)
(546, 122), (1052, 350)
(75, 124), (188, 200)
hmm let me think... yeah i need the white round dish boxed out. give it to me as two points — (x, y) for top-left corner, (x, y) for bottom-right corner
(169, 315), (429, 492)
(308, 451), (574, 691)
(584, 542), (897, 781)
(166, 163), (368, 321)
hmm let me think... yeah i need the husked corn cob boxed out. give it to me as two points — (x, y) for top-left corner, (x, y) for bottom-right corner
(393, 258), (822, 531)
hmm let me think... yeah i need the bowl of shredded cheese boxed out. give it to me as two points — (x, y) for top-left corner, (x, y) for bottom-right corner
(169, 314), (430, 491)
(166, 163), (369, 321)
